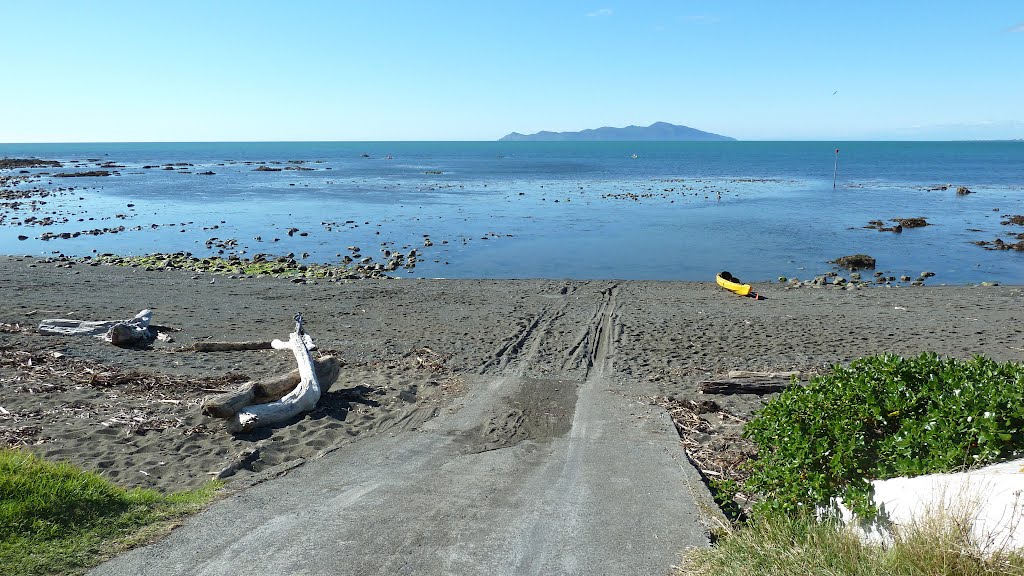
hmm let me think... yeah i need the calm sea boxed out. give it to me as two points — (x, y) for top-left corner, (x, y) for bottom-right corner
(1, 141), (1022, 283)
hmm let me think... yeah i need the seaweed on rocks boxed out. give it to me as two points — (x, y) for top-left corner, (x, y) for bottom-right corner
(66, 252), (396, 280)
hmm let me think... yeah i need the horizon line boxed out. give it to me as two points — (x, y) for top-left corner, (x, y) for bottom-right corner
(2, 138), (1022, 145)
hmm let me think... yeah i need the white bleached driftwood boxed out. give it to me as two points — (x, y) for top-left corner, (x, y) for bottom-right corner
(202, 356), (340, 419)
(38, 309), (155, 347)
(227, 316), (322, 434)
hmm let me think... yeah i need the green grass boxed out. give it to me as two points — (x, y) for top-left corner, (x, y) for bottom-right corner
(680, 513), (1024, 576)
(0, 449), (220, 576)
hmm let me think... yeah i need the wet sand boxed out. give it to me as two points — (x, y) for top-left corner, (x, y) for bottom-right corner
(1, 255), (1022, 492)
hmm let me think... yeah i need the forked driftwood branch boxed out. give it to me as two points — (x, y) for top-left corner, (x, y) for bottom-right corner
(198, 315), (343, 434)
(201, 357), (340, 418)
(225, 314), (324, 434)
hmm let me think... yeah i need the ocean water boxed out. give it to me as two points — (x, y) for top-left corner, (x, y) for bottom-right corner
(1, 141), (1022, 283)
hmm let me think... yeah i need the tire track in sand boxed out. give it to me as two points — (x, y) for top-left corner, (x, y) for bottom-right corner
(562, 283), (620, 377)
(478, 286), (580, 375)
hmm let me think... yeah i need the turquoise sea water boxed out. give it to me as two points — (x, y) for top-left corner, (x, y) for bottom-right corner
(1, 141), (1022, 283)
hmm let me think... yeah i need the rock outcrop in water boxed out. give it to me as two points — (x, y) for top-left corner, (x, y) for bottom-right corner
(53, 171), (112, 177)
(499, 122), (734, 142)
(831, 254), (876, 270)
(0, 158), (63, 169)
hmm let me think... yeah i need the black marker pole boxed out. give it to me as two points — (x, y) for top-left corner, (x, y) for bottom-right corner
(833, 148), (839, 189)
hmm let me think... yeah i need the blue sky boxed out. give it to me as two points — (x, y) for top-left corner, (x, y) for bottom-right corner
(2, 1), (1021, 142)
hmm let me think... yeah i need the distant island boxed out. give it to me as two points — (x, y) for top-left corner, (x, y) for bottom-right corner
(498, 121), (735, 142)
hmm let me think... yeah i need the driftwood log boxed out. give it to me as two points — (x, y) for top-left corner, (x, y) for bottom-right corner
(226, 322), (323, 434)
(201, 356), (340, 418)
(698, 377), (796, 395)
(191, 340), (274, 352)
(727, 370), (800, 379)
(38, 309), (156, 347)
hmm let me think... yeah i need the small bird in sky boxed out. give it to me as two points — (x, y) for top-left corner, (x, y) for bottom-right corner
(833, 90), (839, 95)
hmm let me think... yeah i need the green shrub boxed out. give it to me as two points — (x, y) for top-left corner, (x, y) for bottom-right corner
(707, 477), (745, 522)
(743, 353), (1024, 518)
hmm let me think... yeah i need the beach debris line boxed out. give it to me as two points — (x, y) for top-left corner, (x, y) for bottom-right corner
(36, 309), (172, 347)
(0, 346), (250, 446)
(652, 394), (757, 517)
(0, 347), (246, 395)
(0, 322), (23, 333)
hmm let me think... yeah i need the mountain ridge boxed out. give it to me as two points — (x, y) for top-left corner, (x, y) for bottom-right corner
(499, 121), (735, 142)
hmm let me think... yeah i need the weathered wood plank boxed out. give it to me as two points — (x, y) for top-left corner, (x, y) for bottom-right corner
(190, 340), (274, 352)
(698, 377), (796, 395)
(727, 370), (801, 379)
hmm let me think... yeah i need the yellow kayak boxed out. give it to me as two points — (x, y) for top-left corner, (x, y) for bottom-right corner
(716, 271), (752, 296)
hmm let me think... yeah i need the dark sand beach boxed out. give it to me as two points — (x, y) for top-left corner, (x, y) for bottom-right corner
(2, 255), (1023, 493)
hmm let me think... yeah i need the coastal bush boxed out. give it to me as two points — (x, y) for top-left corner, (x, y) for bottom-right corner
(743, 353), (1024, 518)
(0, 449), (220, 575)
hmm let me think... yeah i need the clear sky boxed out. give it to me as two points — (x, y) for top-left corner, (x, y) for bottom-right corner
(2, 1), (1021, 142)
